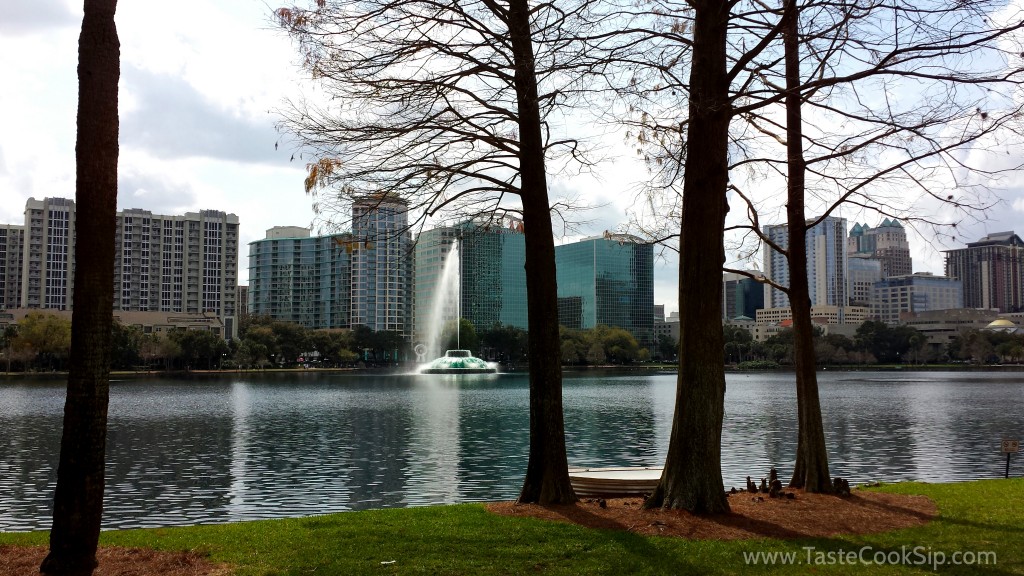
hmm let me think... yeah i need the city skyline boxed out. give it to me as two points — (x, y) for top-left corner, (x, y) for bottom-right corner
(4, 0), (1024, 317)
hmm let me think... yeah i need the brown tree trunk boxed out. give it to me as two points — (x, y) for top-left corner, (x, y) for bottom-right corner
(508, 0), (576, 505)
(783, 0), (832, 493)
(645, 0), (730, 514)
(41, 1), (119, 574)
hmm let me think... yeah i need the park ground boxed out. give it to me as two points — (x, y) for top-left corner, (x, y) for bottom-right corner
(1, 479), (1021, 575)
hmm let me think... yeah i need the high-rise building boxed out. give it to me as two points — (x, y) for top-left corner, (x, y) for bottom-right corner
(351, 195), (412, 336)
(247, 226), (351, 328)
(555, 233), (654, 347)
(871, 273), (963, 325)
(944, 231), (1024, 312)
(848, 219), (912, 277)
(0, 224), (24, 309)
(5, 198), (240, 336)
(763, 216), (848, 309)
(20, 197), (76, 310)
(114, 208), (239, 326)
(847, 255), (883, 307)
(722, 272), (764, 321)
(460, 219), (528, 332)
(412, 219), (528, 345)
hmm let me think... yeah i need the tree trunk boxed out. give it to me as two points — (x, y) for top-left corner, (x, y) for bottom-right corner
(646, 0), (730, 514)
(783, 0), (832, 493)
(41, 1), (119, 574)
(508, 0), (576, 505)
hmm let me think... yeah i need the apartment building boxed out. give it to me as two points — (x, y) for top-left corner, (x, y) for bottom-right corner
(0, 224), (24, 309)
(247, 226), (351, 329)
(2, 198), (240, 337)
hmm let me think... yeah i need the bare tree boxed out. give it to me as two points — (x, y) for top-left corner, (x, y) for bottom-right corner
(616, 0), (1023, 508)
(42, 0), (119, 573)
(727, 0), (1024, 492)
(274, 0), (614, 503)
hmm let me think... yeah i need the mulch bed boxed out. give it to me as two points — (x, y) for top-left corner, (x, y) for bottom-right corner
(487, 490), (937, 540)
(0, 546), (231, 576)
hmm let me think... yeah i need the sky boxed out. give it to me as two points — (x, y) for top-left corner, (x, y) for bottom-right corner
(2, 0), (1024, 318)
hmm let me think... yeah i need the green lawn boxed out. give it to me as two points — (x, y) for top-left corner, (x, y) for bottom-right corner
(2, 479), (1021, 575)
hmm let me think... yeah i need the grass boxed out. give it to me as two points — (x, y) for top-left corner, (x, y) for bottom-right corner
(2, 479), (1022, 575)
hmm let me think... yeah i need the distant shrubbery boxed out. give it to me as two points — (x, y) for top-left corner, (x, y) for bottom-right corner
(736, 359), (780, 370)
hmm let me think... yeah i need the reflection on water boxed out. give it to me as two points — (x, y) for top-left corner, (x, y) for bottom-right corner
(1, 370), (1022, 531)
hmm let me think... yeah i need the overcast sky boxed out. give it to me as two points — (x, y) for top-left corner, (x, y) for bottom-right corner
(3, 0), (1023, 317)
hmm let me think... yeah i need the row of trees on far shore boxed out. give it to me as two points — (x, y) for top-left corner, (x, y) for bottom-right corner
(728, 321), (1024, 367)
(7, 311), (1023, 373)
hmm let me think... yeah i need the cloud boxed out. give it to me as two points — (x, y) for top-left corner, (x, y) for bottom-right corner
(0, 0), (77, 36)
(120, 66), (289, 167)
(117, 167), (201, 215)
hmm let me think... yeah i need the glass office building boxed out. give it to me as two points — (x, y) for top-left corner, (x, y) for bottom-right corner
(460, 220), (528, 331)
(413, 219), (528, 344)
(555, 234), (654, 347)
(248, 226), (351, 329)
(848, 255), (883, 308)
(722, 272), (765, 321)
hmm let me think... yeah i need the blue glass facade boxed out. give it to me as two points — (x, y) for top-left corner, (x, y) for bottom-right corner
(555, 235), (654, 347)
(722, 273), (764, 320)
(459, 220), (528, 331)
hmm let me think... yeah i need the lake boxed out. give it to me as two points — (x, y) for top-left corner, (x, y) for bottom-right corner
(1, 370), (1021, 531)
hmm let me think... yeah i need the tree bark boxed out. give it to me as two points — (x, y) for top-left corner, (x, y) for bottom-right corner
(508, 0), (576, 505)
(41, 1), (119, 574)
(646, 0), (730, 514)
(783, 0), (832, 493)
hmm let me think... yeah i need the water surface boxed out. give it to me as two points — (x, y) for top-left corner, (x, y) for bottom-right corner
(1, 370), (1021, 531)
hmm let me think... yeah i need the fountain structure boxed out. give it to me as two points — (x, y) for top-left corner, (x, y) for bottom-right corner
(417, 239), (497, 374)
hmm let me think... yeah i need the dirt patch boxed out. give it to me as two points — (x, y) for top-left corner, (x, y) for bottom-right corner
(487, 490), (936, 540)
(0, 546), (231, 576)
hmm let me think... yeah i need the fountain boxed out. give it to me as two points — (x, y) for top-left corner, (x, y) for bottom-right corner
(417, 238), (497, 374)
(420, 349), (497, 374)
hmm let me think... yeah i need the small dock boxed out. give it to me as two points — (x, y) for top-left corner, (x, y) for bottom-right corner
(568, 466), (662, 497)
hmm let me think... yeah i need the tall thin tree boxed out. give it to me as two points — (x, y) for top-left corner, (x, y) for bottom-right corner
(41, 0), (119, 574)
(780, 0), (831, 492)
(733, 0), (1024, 491)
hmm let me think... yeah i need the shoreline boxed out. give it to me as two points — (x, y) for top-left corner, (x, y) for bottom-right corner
(4, 362), (1024, 381)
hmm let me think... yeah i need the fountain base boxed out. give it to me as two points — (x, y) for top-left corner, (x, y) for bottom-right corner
(419, 350), (497, 374)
